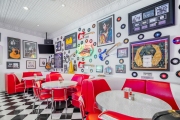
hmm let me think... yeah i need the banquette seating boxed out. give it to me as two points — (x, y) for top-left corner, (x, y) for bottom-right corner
(81, 78), (180, 115)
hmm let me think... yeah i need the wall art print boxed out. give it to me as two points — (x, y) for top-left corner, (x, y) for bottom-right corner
(64, 64), (68, 73)
(26, 60), (36, 69)
(115, 64), (126, 73)
(117, 47), (128, 58)
(39, 58), (47, 67)
(23, 40), (37, 59)
(97, 14), (115, 47)
(64, 32), (77, 50)
(54, 53), (63, 68)
(56, 41), (61, 52)
(6, 62), (20, 69)
(7, 37), (21, 59)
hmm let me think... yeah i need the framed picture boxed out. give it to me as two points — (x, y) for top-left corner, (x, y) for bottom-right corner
(26, 60), (36, 69)
(128, 0), (175, 35)
(130, 36), (170, 71)
(55, 41), (61, 52)
(0, 33), (1, 42)
(6, 62), (20, 69)
(74, 64), (77, 71)
(115, 65), (126, 73)
(51, 58), (54, 65)
(97, 14), (115, 47)
(54, 53), (63, 68)
(23, 40), (37, 59)
(64, 64), (68, 73)
(7, 37), (21, 59)
(39, 58), (47, 67)
(117, 47), (128, 58)
(64, 32), (77, 50)
(0, 45), (2, 65)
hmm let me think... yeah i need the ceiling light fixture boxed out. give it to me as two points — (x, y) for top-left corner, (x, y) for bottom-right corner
(37, 25), (40, 26)
(62, 4), (65, 7)
(23, 7), (29, 10)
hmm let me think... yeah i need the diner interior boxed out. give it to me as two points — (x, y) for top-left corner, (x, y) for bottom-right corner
(0, 0), (180, 120)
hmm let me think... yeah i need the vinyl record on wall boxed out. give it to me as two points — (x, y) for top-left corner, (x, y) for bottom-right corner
(89, 39), (93, 43)
(98, 48), (102, 53)
(176, 70), (180, 78)
(82, 58), (84, 61)
(57, 38), (59, 40)
(68, 50), (70, 54)
(77, 57), (79, 60)
(132, 72), (138, 77)
(81, 69), (84, 72)
(61, 36), (63, 39)
(78, 28), (81, 31)
(116, 32), (121, 38)
(171, 58), (180, 65)
(105, 60), (109, 65)
(87, 28), (91, 32)
(117, 17), (121, 22)
(89, 59), (92, 63)
(90, 69), (93, 73)
(81, 41), (83, 44)
(85, 39), (88, 43)
(74, 60), (76, 64)
(123, 38), (129, 44)
(78, 44), (80, 47)
(93, 42), (96, 46)
(82, 28), (85, 32)
(119, 59), (124, 64)
(138, 34), (144, 40)
(154, 31), (162, 38)
(73, 53), (76, 57)
(92, 24), (96, 28)
(179, 49), (180, 54)
(121, 24), (126, 29)
(173, 37), (180, 44)
(160, 73), (168, 79)
(94, 54), (97, 59)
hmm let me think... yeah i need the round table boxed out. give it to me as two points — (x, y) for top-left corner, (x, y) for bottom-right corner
(96, 90), (172, 119)
(41, 81), (77, 110)
(22, 76), (46, 81)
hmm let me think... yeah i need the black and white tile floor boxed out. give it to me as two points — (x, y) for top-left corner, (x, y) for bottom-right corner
(0, 92), (82, 120)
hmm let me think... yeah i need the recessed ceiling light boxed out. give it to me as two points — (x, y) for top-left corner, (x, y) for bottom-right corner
(62, 4), (65, 7)
(37, 25), (39, 26)
(23, 7), (29, 10)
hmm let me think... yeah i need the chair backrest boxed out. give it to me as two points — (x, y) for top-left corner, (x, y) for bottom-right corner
(51, 88), (67, 101)
(6, 74), (16, 94)
(24, 79), (34, 89)
(71, 74), (89, 86)
(23, 72), (42, 77)
(46, 73), (63, 82)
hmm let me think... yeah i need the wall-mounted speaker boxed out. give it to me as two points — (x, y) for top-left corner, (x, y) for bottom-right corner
(44, 39), (53, 44)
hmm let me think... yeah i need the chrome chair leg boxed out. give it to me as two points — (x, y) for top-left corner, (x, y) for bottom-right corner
(66, 100), (67, 114)
(51, 100), (54, 119)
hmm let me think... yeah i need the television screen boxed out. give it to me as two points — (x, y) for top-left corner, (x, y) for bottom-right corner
(54, 53), (63, 68)
(130, 36), (170, 71)
(96, 65), (103, 73)
(38, 44), (55, 54)
(128, 0), (175, 35)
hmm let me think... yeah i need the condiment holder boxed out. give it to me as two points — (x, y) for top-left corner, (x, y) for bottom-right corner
(59, 77), (63, 83)
(123, 87), (132, 99)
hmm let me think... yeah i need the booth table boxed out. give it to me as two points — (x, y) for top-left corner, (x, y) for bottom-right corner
(22, 76), (46, 81)
(96, 90), (172, 119)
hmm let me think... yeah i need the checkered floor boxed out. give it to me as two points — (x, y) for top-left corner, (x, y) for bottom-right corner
(0, 91), (82, 120)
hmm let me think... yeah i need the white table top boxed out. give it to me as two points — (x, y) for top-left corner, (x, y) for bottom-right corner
(96, 90), (172, 119)
(22, 76), (46, 81)
(41, 81), (77, 89)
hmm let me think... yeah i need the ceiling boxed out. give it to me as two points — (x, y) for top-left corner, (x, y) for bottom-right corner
(0, 0), (119, 34)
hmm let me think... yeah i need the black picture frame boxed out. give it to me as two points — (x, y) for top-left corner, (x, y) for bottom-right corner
(128, 0), (175, 35)
(26, 60), (36, 69)
(0, 33), (1, 42)
(64, 32), (77, 50)
(117, 47), (128, 58)
(39, 58), (47, 67)
(7, 37), (21, 59)
(115, 65), (126, 73)
(23, 40), (37, 59)
(96, 65), (103, 73)
(6, 62), (20, 69)
(97, 14), (115, 47)
(130, 36), (170, 71)
(55, 41), (61, 52)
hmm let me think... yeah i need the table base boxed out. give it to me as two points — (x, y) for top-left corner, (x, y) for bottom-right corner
(53, 100), (71, 110)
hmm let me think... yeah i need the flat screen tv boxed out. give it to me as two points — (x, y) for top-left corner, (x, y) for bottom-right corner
(38, 44), (55, 54)
(130, 36), (170, 71)
(96, 65), (103, 73)
(128, 0), (175, 35)
(54, 53), (63, 68)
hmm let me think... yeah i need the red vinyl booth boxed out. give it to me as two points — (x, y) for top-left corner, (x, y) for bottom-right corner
(22, 72), (42, 77)
(5, 73), (25, 94)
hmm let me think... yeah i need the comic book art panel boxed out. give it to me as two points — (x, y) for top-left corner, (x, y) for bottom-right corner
(7, 37), (21, 59)
(54, 53), (63, 68)
(56, 41), (61, 52)
(117, 47), (128, 58)
(64, 32), (77, 50)
(26, 60), (36, 69)
(115, 65), (126, 73)
(97, 14), (114, 47)
(23, 40), (37, 59)
(130, 36), (170, 71)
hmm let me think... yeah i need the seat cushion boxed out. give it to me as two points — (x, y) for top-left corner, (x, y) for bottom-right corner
(86, 113), (99, 120)
(39, 94), (52, 100)
(16, 83), (25, 88)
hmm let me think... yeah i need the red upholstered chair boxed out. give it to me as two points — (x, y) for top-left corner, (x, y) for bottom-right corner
(122, 79), (146, 93)
(45, 73), (63, 82)
(146, 80), (179, 110)
(23, 72), (42, 77)
(98, 111), (142, 120)
(6, 73), (25, 94)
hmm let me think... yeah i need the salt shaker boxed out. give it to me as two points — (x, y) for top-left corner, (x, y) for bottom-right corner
(129, 94), (135, 100)
(34, 74), (37, 78)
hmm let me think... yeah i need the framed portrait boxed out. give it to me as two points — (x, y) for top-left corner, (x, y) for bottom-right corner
(117, 47), (128, 58)
(6, 62), (20, 69)
(115, 65), (126, 73)
(39, 58), (47, 67)
(64, 32), (77, 50)
(64, 64), (68, 73)
(73, 64), (77, 71)
(26, 60), (36, 69)
(55, 41), (61, 52)
(54, 53), (63, 68)
(23, 40), (37, 59)
(0, 45), (2, 65)
(97, 14), (115, 47)
(51, 58), (54, 65)
(7, 37), (21, 59)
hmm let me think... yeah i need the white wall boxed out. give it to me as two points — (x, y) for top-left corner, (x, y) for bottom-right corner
(53, 0), (180, 84)
(0, 28), (49, 91)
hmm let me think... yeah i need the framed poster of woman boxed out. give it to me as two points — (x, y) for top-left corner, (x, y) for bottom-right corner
(97, 14), (115, 47)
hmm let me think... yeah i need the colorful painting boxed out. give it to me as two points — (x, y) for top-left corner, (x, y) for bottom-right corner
(115, 65), (126, 73)
(54, 53), (63, 68)
(97, 14), (114, 47)
(64, 32), (77, 50)
(7, 37), (21, 59)
(56, 41), (61, 52)
(23, 40), (37, 59)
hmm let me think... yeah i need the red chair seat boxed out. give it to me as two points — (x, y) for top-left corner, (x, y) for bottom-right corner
(86, 113), (99, 120)
(41, 89), (50, 93)
(16, 83), (25, 88)
(39, 94), (52, 100)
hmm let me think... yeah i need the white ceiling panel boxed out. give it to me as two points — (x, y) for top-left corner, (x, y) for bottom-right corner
(0, 0), (140, 35)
